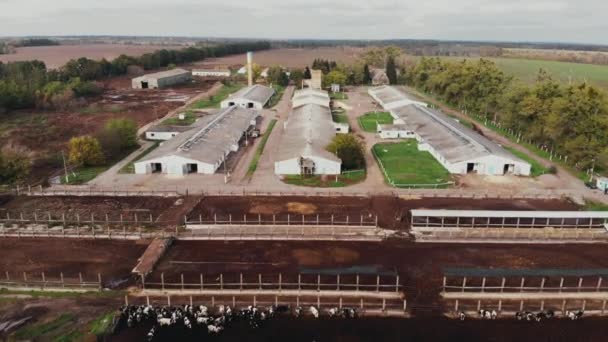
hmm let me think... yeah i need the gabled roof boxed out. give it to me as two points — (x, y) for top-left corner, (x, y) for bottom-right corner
(133, 68), (191, 81)
(139, 106), (257, 165)
(392, 104), (527, 164)
(368, 85), (426, 108)
(225, 84), (275, 105)
(276, 103), (341, 163)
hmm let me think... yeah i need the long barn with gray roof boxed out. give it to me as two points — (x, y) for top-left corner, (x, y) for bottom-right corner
(134, 106), (258, 175)
(369, 86), (531, 176)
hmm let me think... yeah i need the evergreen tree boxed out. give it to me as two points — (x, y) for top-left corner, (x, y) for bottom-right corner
(363, 64), (372, 84)
(386, 56), (398, 85)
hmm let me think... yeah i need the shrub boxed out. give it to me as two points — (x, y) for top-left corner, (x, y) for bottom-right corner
(68, 136), (105, 166)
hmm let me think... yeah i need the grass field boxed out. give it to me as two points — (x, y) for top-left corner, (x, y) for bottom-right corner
(162, 111), (197, 126)
(372, 140), (452, 187)
(504, 147), (551, 177)
(332, 112), (349, 124)
(191, 83), (243, 109)
(330, 92), (348, 100)
(283, 170), (366, 188)
(443, 56), (608, 90)
(358, 112), (393, 132)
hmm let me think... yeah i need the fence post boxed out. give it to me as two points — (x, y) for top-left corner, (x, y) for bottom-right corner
(540, 278), (546, 292)
(395, 275), (400, 293)
(356, 274), (360, 292)
(454, 299), (459, 312)
(41, 272), (45, 289)
(578, 277), (583, 292)
(98, 273), (102, 289)
(141, 274), (146, 290)
(259, 274), (262, 290)
(481, 277), (486, 293)
(317, 274), (320, 291)
(79, 272), (83, 288)
(597, 277), (603, 292)
(520, 277), (525, 292)
(125, 295), (129, 306)
(181, 274), (184, 291)
(161, 273), (165, 291)
(501, 277), (506, 293)
(559, 277), (564, 293)
(403, 299), (407, 312)
(220, 274), (223, 290)
(279, 273), (282, 291)
(442, 276), (446, 292)
(200, 274), (203, 291)
(60, 272), (64, 288)
(376, 275), (380, 293)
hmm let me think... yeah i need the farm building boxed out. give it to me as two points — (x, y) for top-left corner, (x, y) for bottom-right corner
(368, 86), (427, 110)
(390, 104), (531, 176)
(134, 106), (258, 175)
(597, 176), (608, 192)
(192, 69), (231, 77)
(131, 68), (192, 89)
(145, 125), (193, 141)
(220, 84), (275, 110)
(274, 89), (341, 175)
(377, 124), (415, 139)
(292, 88), (331, 108)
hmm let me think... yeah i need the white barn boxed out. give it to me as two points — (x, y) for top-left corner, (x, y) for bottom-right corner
(134, 106), (258, 175)
(220, 84), (275, 110)
(292, 88), (331, 109)
(274, 104), (341, 175)
(377, 124), (415, 139)
(390, 104), (531, 176)
(192, 69), (231, 77)
(131, 68), (192, 89)
(368, 85), (427, 110)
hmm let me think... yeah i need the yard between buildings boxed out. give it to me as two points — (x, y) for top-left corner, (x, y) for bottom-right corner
(283, 170), (366, 188)
(504, 146), (551, 177)
(358, 111), (393, 132)
(372, 140), (453, 188)
(190, 83), (244, 109)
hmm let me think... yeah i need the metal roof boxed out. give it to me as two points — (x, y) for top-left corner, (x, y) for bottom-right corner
(132, 68), (191, 81)
(368, 85), (426, 108)
(139, 106), (257, 165)
(392, 104), (527, 164)
(225, 84), (275, 105)
(276, 103), (341, 163)
(411, 209), (608, 219)
(146, 125), (193, 133)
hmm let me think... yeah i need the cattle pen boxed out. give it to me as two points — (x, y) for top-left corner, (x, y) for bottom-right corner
(411, 209), (608, 243)
(441, 268), (608, 318)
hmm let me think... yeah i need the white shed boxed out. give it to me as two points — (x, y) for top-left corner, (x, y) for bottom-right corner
(131, 68), (192, 89)
(220, 84), (275, 110)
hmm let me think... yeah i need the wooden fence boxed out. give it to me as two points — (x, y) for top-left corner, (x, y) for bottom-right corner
(0, 271), (103, 291)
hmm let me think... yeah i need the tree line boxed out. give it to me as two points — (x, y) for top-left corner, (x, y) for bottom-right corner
(403, 57), (608, 170)
(0, 41), (271, 112)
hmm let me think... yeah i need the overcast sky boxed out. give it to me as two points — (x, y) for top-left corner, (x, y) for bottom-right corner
(1, 0), (607, 44)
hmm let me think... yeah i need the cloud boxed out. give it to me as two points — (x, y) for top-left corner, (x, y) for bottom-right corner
(1, 0), (607, 44)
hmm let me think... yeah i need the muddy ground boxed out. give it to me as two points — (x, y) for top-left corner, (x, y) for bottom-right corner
(111, 316), (608, 342)
(0, 195), (195, 226)
(151, 240), (608, 312)
(188, 196), (580, 230)
(0, 238), (147, 286)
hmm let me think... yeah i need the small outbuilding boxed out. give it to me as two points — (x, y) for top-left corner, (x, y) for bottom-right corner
(220, 84), (275, 110)
(145, 125), (193, 141)
(131, 68), (192, 89)
(597, 177), (608, 192)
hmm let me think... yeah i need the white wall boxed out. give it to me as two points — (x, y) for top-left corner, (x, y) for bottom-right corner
(193, 71), (230, 77)
(379, 129), (415, 139)
(220, 99), (264, 110)
(145, 131), (179, 141)
(274, 156), (341, 175)
(334, 123), (349, 134)
(134, 155), (217, 175)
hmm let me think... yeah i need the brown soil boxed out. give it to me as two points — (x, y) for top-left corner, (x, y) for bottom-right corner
(188, 196), (580, 230)
(0, 238), (147, 284)
(0, 44), (181, 69)
(0, 195), (187, 226)
(1, 78), (215, 184)
(195, 47), (366, 69)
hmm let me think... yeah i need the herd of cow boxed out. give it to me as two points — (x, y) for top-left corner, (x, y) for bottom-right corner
(457, 309), (585, 322)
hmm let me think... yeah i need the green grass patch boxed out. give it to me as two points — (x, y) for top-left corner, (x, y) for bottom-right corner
(373, 140), (452, 188)
(89, 311), (116, 336)
(246, 119), (277, 177)
(358, 112), (393, 132)
(119, 142), (160, 174)
(504, 147), (551, 177)
(584, 200), (608, 211)
(55, 330), (84, 342)
(266, 85), (285, 108)
(330, 92), (348, 100)
(14, 313), (76, 340)
(332, 113), (349, 124)
(162, 110), (197, 126)
(191, 83), (244, 109)
(283, 170), (366, 188)
(60, 165), (109, 185)
(61, 145), (140, 184)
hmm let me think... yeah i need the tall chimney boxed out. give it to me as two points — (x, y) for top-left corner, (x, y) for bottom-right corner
(247, 51), (253, 87)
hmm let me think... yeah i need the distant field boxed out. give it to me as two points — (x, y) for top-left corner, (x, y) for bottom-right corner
(442, 56), (608, 90)
(198, 47), (366, 68)
(0, 44), (180, 69)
